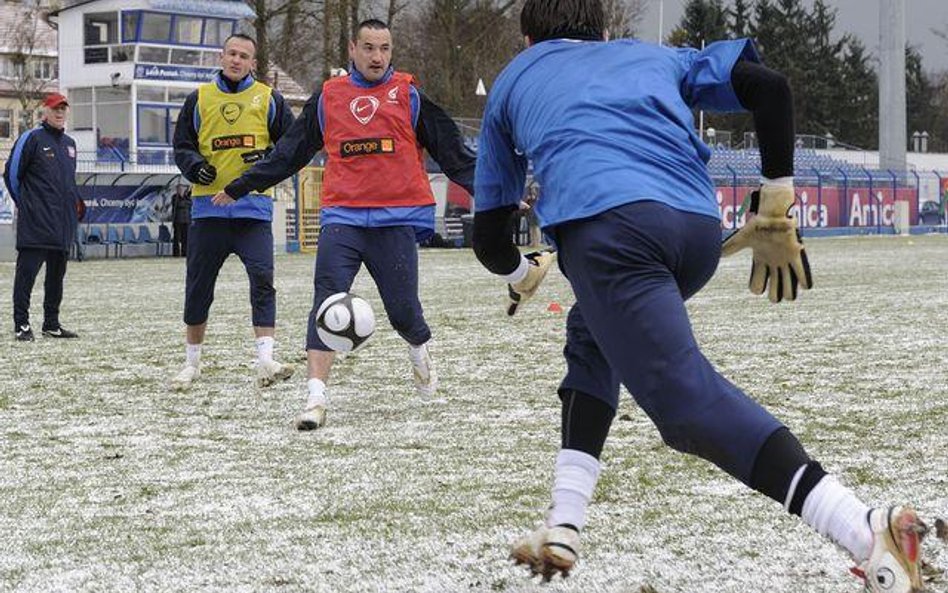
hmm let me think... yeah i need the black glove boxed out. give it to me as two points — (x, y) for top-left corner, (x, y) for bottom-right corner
(241, 147), (272, 164)
(193, 162), (217, 185)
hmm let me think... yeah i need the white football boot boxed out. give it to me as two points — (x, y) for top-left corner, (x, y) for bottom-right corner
(409, 343), (438, 397)
(853, 506), (929, 593)
(170, 364), (200, 392)
(510, 524), (580, 582)
(295, 404), (326, 431)
(256, 359), (295, 388)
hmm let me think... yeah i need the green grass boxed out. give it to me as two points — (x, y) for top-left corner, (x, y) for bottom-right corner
(0, 235), (946, 592)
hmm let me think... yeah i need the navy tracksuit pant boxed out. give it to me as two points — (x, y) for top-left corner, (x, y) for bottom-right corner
(307, 224), (431, 351)
(13, 248), (68, 331)
(184, 218), (275, 327)
(553, 201), (783, 485)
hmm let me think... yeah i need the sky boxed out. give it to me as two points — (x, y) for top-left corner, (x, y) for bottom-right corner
(637, 0), (948, 73)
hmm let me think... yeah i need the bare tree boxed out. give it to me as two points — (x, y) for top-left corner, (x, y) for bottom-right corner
(398, 0), (521, 118)
(248, 0), (301, 81)
(603, 0), (648, 39)
(387, 0), (410, 27)
(2, 5), (56, 131)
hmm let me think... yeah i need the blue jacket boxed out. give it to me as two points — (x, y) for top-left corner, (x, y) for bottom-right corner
(3, 122), (80, 251)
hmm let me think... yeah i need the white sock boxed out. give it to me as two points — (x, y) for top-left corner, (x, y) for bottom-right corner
(408, 342), (429, 364)
(547, 449), (601, 530)
(256, 336), (275, 364)
(801, 475), (872, 562)
(500, 255), (530, 284)
(186, 343), (202, 368)
(306, 378), (327, 408)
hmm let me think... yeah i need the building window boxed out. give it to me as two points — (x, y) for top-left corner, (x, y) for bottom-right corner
(71, 104), (93, 130)
(167, 87), (192, 102)
(110, 45), (133, 63)
(84, 12), (118, 45)
(65, 87), (131, 158)
(137, 86), (166, 102)
(0, 109), (12, 138)
(168, 108), (180, 140)
(170, 48), (202, 66)
(201, 51), (220, 68)
(117, 13), (235, 48)
(174, 16), (203, 45)
(138, 105), (169, 144)
(203, 18), (234, 47)
(84, 47), (109, 64)
(31, 60), (57, 81)
(139, 46), (170, 64)
(70, 88), (94, 103)
(140, 12), (172, 43)
(18, 110), (38, 134)
(122, 11), (140, 42)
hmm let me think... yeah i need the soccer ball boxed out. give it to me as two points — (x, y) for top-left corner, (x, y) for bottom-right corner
(315, 292), (376, 352)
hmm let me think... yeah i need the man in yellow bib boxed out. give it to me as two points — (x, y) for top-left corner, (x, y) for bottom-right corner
(171, 33), (295, 391)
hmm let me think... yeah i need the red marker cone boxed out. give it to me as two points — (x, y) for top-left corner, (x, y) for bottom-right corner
(547, 302), (563, 313)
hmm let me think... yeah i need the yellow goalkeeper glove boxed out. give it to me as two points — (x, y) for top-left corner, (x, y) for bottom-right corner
(721, 184), (813, 303)
(507, 250), (557, 316)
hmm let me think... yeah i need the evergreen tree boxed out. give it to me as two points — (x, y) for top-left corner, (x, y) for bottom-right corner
(835, 37), (878, 148)
(906, 46), (940, 150)
(727, 0), (753, 39)
(669, 0), (728, 48)
(800, 0), (846, 139)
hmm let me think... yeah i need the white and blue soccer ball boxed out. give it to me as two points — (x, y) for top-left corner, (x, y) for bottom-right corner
(315, 292), (376, 353)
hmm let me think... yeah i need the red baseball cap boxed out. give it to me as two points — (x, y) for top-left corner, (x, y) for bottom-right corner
(43, 92), (69, 108)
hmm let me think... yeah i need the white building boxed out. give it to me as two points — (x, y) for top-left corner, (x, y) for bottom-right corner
(48, 0), (307, 172)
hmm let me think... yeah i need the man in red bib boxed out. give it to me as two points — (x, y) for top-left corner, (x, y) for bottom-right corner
(217, 19), (475, 429)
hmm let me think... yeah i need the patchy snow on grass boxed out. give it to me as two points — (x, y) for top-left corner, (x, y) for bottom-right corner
(1, 235), (946, 593)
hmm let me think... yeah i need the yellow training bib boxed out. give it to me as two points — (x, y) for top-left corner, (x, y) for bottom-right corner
(195, 79), (274, 197)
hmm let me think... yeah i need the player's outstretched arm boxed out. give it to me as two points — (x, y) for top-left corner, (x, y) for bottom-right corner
(723, 59), (811, 302)
(223, 92), (325, 198)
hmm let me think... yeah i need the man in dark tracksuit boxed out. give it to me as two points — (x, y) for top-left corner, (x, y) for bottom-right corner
(216, 19), (475, 430)
(171, 33), (296, 391)
(3, 92), (81, 342)
(171, 184), (192, 257)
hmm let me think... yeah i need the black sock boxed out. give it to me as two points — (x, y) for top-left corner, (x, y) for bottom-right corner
(559, 389), (615, 459)
(749, 427), (823, 511)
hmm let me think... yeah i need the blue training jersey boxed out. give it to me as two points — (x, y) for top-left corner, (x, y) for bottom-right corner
(474, 38), (760, 228)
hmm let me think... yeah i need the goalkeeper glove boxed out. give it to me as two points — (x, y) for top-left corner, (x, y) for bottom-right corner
(194, 162), (217, 185)
(507, 249), (556, 316)
(721, 184), (813, 303)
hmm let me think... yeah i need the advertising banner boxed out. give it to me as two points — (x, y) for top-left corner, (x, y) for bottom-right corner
(716, 184), (918, 230)
(134, 64), (217, 83)
(78, 185), (174, 223)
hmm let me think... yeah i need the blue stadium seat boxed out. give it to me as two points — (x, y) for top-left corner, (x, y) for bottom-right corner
(108, 226), (124, 257)
(122, 225), (140, 244)
(139, 225), (163, 256)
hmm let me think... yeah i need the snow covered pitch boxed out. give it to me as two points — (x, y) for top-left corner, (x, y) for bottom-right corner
(1, 235), (946, 592)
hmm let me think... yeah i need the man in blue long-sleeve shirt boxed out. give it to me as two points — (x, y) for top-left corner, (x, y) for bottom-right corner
(3, 93), (82, 342)
(472, 1), (928, 589)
